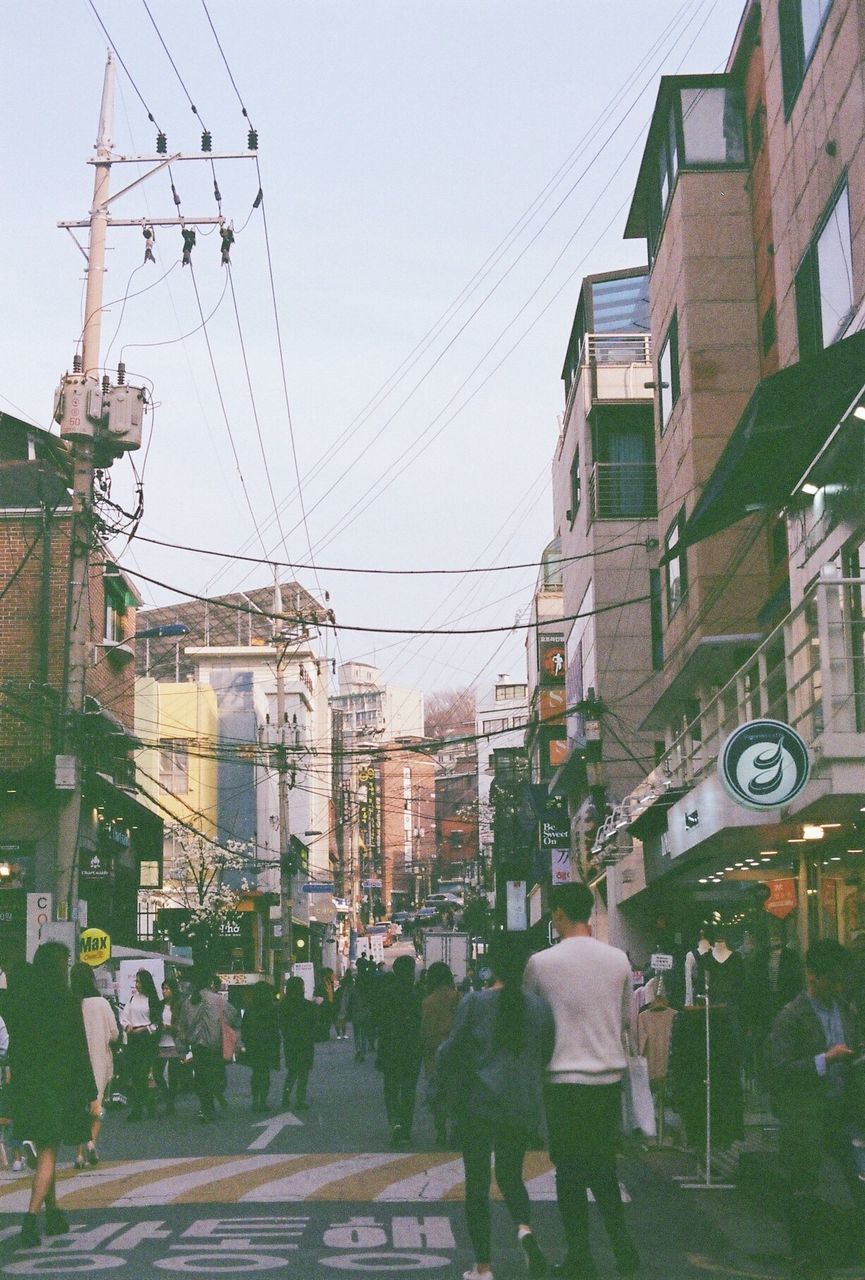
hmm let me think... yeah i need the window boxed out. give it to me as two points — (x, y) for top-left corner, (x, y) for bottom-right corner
(761, 302), (777, 356)
(796, 181), (854, 358)
(658, 313), (680, 433)
(103, 568), (127, 643)
(482, 717), (508, 734)
(649, 569), (664, 670)
(569, 450), (581, 520)
(495, 683), (527, 702)
(139, 860), (161, 888)
(780, 0), (834, 114)
(159, 739), (189, 795)
(679, 87), (745, 165)
(665, 511), (688, 617)
(749, 102), (765, 158)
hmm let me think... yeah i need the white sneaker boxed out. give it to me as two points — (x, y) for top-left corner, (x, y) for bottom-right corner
(11, 1158), (24, 1172)
(463, 1270), (494, 1280)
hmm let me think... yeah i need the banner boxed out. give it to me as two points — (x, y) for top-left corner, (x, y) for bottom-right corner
(551, 848), (573, 885)
(764, 878), (797, 920)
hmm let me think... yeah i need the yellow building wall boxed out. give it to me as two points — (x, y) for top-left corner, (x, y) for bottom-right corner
(135, 679), (219, 840)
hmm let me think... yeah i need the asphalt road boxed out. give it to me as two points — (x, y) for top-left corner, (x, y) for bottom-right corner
(0, 1029), (815, 1279)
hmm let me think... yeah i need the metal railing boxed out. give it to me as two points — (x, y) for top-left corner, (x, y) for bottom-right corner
(564, 332), (653, 419)
(588, 462), (657, 521)
(595, 577), (865, 849)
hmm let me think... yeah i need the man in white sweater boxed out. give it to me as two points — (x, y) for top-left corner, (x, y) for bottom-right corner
(523, 882), (639, 1280)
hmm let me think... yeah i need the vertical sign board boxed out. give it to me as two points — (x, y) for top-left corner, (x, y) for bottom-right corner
(551, 848), (573, 885)
(26, 892), (53, 962)
(293, 960), (315, 1000)
(506, 880), (528, 931)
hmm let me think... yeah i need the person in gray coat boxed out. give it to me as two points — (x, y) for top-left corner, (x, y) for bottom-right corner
(768, 938), (864, 1280)
(437, 933), (555, 1280)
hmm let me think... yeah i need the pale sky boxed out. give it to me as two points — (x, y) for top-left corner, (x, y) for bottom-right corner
(1, 1), (742, 699)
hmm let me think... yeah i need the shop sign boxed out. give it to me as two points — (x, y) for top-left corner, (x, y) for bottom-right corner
(719, 719), (810, 810)
(548, 739), (568, 768)
(80, 851), (113, 883)
(764, 878), (798, 920)
(539, 688), (566, 724)
(302, 882), (335, 894)
(539, 800), (569, 849)
(550, 848), (573, 885)
(650, 953), (674, 971)
(79, 927), (111, 967)
(539, 639), (566, 684)
(506, 880), (527, 931)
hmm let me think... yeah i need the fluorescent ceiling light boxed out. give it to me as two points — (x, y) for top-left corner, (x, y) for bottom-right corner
(802, 824), (825, 840)
(801, 483), (819, 496)
(853, 405), (865, 421)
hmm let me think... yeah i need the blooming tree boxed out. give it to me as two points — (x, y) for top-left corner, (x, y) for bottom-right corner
(157, 823), (254, 964)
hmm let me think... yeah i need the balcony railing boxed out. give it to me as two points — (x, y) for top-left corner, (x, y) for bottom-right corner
(595, 577), (865, 848)
(588, 462), (657, 521)
(564, 333), (653, 419)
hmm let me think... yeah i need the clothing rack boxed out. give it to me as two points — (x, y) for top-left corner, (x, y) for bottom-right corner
(675, 969), (735, 1192)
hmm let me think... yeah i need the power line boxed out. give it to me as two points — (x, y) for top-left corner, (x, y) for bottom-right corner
(129, 529), (651, 576)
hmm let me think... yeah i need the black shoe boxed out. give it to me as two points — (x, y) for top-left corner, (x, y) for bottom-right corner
(520, 1232), (547, 1278)
(18, 1214), (40, 1249)
(391, 1124), (403, 1149)
(45, 1208), (69, 1237)
(612, 1236), (640, 1277)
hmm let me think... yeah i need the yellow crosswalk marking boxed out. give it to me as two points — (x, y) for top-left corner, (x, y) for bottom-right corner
(0, 1152), (565, 1208)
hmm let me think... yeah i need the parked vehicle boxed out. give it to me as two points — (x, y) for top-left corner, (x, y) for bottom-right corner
(422, 932), (472, 986)
(424, 892), (463, 909)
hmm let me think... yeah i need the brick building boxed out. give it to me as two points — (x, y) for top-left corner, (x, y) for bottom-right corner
(0, 413), (160, 962)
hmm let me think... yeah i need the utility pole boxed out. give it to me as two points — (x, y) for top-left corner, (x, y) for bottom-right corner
(53, 54), (258, 931)
(273, 578), (294, 986)
(54, 55), (116, 926)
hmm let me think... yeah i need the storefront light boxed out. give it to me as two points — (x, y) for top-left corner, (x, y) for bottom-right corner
(802, 825), (824, 840)
(849, 848), (864, 854)
(788, 838), (806, 844)
(821, 823), (842, 829)
(831, 856), (842, 861)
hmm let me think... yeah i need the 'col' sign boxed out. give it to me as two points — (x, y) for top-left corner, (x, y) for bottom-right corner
(79, 927), (111, 967)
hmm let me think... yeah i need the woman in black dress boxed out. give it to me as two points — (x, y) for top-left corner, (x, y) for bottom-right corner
(7, 942), (97, 1247)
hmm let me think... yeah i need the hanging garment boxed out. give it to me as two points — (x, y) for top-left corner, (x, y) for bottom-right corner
(638, 1006), (677, 1083)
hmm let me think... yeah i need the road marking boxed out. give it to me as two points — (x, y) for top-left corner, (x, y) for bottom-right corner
(248, 1110), (303, 1150)
(0, 1155), (630, 1207)
(241, 1154), (399, 1201)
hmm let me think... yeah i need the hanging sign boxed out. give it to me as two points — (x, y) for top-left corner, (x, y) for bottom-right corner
(764, 878), (798, 920)
(79, 928), (111, 967)
(650, 953), (674, 971)
(539, 640), (566, 684)
(719, 719), (810, 810)
(506, 880), (528, 931)
(551, 848), (573, 885)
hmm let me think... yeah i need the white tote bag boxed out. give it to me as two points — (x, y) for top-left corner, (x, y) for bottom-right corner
(621, 1047), (656, 1139)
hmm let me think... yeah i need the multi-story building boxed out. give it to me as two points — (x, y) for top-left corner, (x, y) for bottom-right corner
(0, 413), (160, 961)
(592, 0), (865, 959)
(135, 583), (332, 973)
(476, 675), (529, 888)
(535, 270), (661, 946)
(330, 662), (426, 918)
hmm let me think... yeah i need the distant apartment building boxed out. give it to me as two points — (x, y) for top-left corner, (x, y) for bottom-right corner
(330, 662), (427, 917)
(475, 675), (529, 886)
(136, 583), (332, 973)
(0, 413), (160, 960)
(590, 0), (865, 959)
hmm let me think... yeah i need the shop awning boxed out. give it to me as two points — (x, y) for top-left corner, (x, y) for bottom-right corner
(673, 330), (865, 555)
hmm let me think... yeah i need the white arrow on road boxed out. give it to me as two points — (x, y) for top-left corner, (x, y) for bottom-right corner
(247, 1110), (304, 1150)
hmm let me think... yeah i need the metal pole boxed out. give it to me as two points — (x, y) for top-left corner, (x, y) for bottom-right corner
(55, 54), (115, 923)
(274, 578), (293, 987)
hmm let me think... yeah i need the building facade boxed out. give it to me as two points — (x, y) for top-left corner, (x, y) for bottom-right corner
(0, 413), (160, 962)
(591, 0), (865, 962)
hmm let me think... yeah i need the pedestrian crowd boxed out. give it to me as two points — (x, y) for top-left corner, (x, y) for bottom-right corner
(2, 883), (865, 1279)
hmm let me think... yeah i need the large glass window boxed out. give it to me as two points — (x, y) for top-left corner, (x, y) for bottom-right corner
(658, 312), (680, 433)
(665, 512), (688, 618)
(796, 181), (854, 358)
(679, 87), (745, 165)
(781, 0), (835, 114)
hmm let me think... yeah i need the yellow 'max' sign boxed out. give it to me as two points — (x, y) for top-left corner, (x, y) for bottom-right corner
(79, 928), (111, 967)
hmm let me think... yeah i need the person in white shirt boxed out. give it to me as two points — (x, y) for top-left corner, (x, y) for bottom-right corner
(119, 970), (162, 1122)
(523, 882), (639, 1280)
